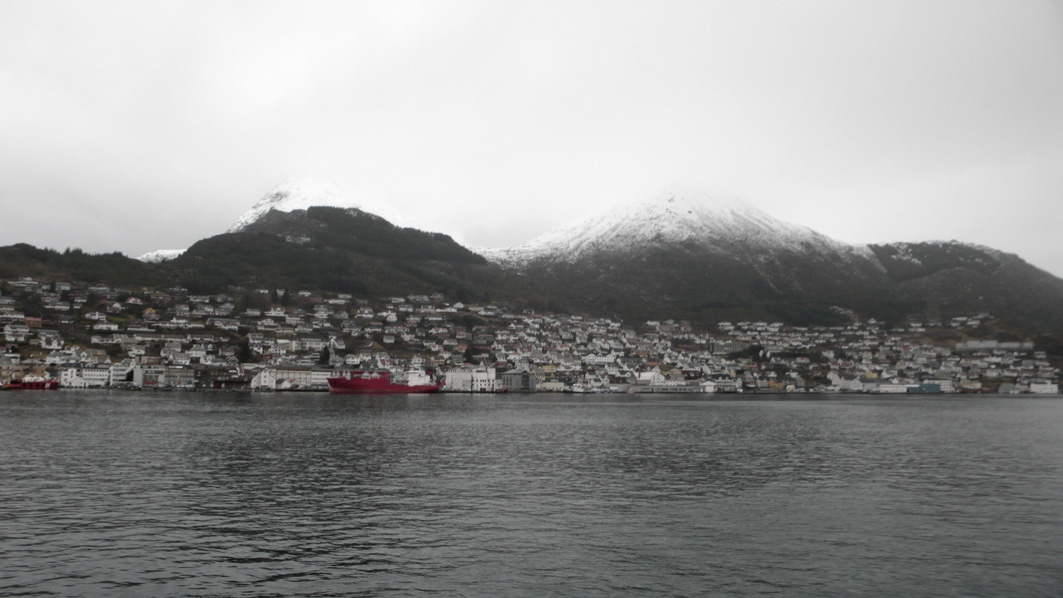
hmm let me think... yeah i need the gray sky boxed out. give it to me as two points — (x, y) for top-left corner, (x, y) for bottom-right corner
(2, 0), (1062, 275)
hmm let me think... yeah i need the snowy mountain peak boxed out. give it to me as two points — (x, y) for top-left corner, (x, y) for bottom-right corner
(228, 179), (420, 233)
(628, 188), (799, 235)
(644, 187), (754, 214)
(479, 189), (838, 266)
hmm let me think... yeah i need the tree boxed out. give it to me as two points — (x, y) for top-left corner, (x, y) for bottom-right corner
(238, 338), (252, 363)
(237, 291), (268, 313)
(319, 346), (331, 365)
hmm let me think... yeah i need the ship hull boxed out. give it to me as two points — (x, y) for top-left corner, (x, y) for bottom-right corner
(4, 379), (59, 390)
(327, 371), (440, 395)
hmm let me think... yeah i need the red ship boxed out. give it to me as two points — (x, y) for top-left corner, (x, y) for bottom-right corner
(327, 370), (440, 394)
(4, 378), (59, 390)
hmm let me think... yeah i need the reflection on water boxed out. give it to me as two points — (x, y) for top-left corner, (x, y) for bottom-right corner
(2, 392), (1062, 596)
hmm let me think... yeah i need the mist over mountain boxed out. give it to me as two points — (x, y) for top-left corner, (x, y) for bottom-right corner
(137, 179), (422, 262)
(228, 179), (423, 233)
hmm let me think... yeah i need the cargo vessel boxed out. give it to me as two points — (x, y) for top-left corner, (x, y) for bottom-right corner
(3, 377), (60, 390)
(327, 370), (440, 394)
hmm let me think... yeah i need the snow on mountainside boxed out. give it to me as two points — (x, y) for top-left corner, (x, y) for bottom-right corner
(479, 189), (865, 266)
(228, 179), (422, 233)
(137, 248), (185, 263)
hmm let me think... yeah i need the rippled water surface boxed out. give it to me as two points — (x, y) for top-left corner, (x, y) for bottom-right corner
(2, 392), (1062, 596)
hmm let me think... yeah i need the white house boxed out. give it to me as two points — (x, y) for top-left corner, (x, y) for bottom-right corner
(60, 365), (111, 388)
(4, 323), (30, 342)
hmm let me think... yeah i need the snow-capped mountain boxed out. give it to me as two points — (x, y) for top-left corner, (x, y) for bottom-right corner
(469, 188), (924, 327)
(479, 189), (865, 266)
(138, 179), (424, 262)
(111, 182), (1063, 332)
(228, 179), (422, 233)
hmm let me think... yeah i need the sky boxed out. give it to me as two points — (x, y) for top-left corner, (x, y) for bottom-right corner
(2, 0), (1062, 275)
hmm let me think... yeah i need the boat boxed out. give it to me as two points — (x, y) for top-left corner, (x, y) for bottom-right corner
(327, 369), (440, 394)
(4, 377), (60, 390)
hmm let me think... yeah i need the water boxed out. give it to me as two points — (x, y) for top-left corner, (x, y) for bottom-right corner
(2, 392), (1062, 597)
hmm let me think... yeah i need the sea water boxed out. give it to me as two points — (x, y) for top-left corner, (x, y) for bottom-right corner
(1, 392), (1061, 596)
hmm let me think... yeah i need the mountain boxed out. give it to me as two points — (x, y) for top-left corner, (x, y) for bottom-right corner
(162, 204), (507, 299)
(868, 241), (1063, 330)
(228, 179), (422, 233)
(475, 190), (1063, 331)
(4, 182), (1062, 336)
(480, 190), (892, 325)
(135, 178), (429, 264)
(0, 245), (167, 287)
(482, 190), (860, 265)
(117, 179), (509, 298)
(234, 205), (483, 264)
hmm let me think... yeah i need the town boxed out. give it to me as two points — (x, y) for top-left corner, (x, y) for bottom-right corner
(0, 276), (1058, 394)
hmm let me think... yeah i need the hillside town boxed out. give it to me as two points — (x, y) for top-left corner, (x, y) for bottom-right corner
(0, 276), (1058, 395)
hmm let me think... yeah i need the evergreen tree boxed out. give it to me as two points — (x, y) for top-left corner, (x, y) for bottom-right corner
(238, 338), (252, 363)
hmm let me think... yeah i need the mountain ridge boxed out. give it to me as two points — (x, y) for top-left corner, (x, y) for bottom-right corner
(11, 181), (1063, 335)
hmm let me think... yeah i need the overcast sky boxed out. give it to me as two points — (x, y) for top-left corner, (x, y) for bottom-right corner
(2, 0), (1062, 275)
